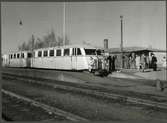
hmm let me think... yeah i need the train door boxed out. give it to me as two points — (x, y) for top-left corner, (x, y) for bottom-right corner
(71, 48), (77, 70)
(26, 52), (32, 68)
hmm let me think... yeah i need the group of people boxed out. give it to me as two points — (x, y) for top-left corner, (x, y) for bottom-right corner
(88, 55), (116, 73)
(123, 53), (158, 72)
(135, 53), (157, 72)
(88, 52), (158, 73)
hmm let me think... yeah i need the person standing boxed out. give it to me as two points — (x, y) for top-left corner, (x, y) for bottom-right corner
(162, 57), (166, 68)
(146, 56), (150, 69)
(124, 55), (129, 69)
(135, 54), (140, 71)
(149, 53), (153, 68)
(88, 57), (95, 72)
(151, 54), (157, 71)
(131, 53), (136, 69)
(107, 55), (112, 73)
(112, 55), (116, 71)
(140, 54), (146, 72)
(129, 56), (132, 69)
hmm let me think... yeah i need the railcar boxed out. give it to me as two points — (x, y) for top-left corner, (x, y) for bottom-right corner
(2, 44), (103, 71)
(2, 51), (32, 68)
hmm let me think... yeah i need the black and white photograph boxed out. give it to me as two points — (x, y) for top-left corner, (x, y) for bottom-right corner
(1, 1), (167, 122)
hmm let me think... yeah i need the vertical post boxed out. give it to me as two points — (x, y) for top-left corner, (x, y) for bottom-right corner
(120, 15), (123, 69)
(31, 34), (35, 67)
(19, 19), (23, 51)
(63, 2), (66, 46)
(32, 35), (35, 52)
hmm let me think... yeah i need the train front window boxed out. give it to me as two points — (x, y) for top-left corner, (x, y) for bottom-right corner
(96, 49), (101, 55)
(84, 49), (96, 55)
(77, 48), (82, 55)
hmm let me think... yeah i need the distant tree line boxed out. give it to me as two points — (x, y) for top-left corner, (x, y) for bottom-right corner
(18, 30), (70, 51)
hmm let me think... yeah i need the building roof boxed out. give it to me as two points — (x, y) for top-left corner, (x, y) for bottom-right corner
(106, 47), (166, 53)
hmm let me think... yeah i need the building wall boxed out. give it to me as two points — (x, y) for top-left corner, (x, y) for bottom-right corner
(153, 52), (166, 68)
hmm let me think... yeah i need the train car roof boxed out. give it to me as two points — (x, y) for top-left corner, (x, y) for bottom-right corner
(4, 44), (102, 55)
(34, 44), (98, 51)
(4, 50), (32, 55)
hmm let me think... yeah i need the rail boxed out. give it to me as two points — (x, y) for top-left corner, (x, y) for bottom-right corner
(2, 72), (167, 111)
(2, 89), (89, 122)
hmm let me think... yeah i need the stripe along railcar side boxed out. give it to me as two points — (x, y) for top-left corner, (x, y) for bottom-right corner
(31, 45), (102, 70)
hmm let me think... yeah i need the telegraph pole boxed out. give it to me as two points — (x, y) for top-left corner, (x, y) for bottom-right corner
(31, 34), (35, 67)
(120, 15), (124, 69)
(63, 2), (66, 46)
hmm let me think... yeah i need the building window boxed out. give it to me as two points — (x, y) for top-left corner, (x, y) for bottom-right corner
(49, 50), (54, 56)
(44, 50), (48, 57)
(77, 48), (81, 55)
(64, 49), (69, 56)
(56, 49), (61, 56)
(38, 51), (42, 57)
(11, 54), (13, 59)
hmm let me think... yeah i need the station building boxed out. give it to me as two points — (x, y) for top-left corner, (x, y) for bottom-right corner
(103, 47), (166, 69)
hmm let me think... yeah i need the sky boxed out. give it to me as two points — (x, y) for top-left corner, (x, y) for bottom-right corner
(1, 1), (166, 54)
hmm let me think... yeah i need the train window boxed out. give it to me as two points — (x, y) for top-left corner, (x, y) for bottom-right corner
(49, 50), (54, 57)
(21, 53), (24, 58)
(38, 51), (42, 57)
(77, 48), (81, 55)
(56, 49), (61, 56)
(72, 48), (76, 56)
(17, 53), (20, 58)
(72, 48), (75, 55)
(14, 54), (16, 58)
(85, 49), (96, 55)
(64, 49), (69, 56)
(28, 53), (32, 58)
(44, 50), (48, 57)
(11, 54), (13, 59)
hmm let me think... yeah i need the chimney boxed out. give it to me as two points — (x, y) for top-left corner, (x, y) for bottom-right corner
(104, 39), (108, 49)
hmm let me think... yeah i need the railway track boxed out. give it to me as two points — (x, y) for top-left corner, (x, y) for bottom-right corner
(2, 72), (167, 111)
(2, 89), (89, 121)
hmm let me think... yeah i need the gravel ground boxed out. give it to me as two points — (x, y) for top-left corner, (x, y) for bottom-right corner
(2, 78), (167, 121)
(134, 69), (167, 81)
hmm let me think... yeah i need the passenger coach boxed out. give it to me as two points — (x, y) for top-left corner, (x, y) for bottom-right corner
(2, 44), (103, 71)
